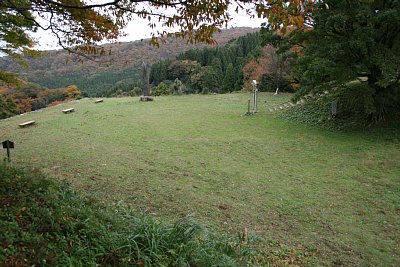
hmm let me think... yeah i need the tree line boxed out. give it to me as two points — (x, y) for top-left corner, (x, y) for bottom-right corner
(149, 32), (263, 95)
(0, 82), (81, 119)
(31, 67), (141, 97)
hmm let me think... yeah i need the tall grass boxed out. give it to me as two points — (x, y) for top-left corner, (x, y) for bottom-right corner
(0, 162), (269, 266)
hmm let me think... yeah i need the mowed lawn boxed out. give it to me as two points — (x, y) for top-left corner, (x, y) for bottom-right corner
(1, 93), (399, 266)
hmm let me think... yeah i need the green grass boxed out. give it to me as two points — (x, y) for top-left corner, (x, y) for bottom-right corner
(1, 92), (399, 266)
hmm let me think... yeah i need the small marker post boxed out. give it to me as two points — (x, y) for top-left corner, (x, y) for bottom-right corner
(6, 143), (10, 162)
(245, 98), (252, 115)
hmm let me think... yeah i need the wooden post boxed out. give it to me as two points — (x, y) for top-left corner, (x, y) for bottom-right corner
(6, 141), (10, 162)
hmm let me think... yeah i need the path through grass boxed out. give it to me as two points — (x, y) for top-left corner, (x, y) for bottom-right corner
(1, 93), (399, 266)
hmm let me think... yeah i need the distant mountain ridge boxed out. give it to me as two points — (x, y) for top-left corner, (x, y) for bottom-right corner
(0, 27), (258, 95)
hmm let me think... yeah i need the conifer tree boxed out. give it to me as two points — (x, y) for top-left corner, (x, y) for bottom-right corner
(211, 58), (223, 89)
(222, 63), (235, 93)
(279, 0), (400, 123)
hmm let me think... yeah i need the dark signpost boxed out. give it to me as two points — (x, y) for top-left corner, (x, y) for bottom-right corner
(2, 140), (14, 162)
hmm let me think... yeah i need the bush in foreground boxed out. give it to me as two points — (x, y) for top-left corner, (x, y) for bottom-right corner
(0, 163), (263, 267)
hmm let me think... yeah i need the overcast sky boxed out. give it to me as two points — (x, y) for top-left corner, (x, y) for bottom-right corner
(32, 4), (266, 50)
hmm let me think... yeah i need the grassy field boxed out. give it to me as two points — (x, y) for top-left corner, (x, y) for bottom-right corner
(1, 92), (399, 266)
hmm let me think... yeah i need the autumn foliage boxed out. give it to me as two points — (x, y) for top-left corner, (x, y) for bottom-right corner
(0, 81), (81, 118)
(64, 85), (81, 99)
(242, 45), (294, 92)
(1, 1), (314, 59)
(242, 46), (273, 90)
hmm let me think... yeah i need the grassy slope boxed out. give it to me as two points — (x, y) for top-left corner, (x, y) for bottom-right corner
(1, 93), (399, 266)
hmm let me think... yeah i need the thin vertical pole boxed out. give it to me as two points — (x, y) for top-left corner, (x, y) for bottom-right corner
(6, 142), (10, 162)
(252, 89), (255, 113)
(252, 85), (258, 113)
(254, 88), (257, 113)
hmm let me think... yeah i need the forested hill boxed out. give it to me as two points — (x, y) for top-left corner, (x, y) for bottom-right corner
(149, 32), (262, 95)
(0, 27), (257, 96)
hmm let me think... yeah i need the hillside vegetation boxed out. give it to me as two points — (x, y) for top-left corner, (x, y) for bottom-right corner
(0, 28), (260, 120)
(0, 28), (257, 96)
(1, 93), (399, 266)
(149, 32), (262, 95)
(149, 32), (294, 96)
